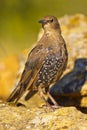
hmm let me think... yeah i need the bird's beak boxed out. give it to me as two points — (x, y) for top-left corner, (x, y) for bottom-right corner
(38, 19), (47, 24)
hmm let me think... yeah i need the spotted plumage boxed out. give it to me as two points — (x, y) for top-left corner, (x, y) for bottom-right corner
(7, 15), (68, 109)
(36, 54), (64, 86)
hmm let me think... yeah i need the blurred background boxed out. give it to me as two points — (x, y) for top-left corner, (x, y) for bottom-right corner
(0, 0), (87, 57)
(0, 0), (87, 99)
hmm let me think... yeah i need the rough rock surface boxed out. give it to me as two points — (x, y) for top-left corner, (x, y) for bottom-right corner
(0, 102), (87, 130)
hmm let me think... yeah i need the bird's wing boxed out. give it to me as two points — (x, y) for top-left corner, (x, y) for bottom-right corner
(7, 44), (48, 103)
(20, 44), (48, 88)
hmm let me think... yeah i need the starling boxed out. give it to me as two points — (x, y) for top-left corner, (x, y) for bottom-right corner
(7, 15), (68, 108)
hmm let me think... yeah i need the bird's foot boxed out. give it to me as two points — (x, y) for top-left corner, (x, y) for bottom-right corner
(51, 104), (62, 109)
(42, 103), (61, 111)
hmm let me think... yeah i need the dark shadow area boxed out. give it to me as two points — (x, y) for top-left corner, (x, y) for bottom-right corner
(16, 102), (26, 107)
(49, 58), (87, 114)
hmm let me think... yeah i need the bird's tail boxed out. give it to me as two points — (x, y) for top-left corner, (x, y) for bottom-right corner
(7, 83), (26, 104)
(7, 62), (42, 104)
(25, 89), (37, 101)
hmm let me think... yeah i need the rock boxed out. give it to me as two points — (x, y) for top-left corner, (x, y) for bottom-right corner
(0, 55), (19, 99)
(0, 102), (87, 130)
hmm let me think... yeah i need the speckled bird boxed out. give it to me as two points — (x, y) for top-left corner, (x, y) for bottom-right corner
(7, 15), (68, 108)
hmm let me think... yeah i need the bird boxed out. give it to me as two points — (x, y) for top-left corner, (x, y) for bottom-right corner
(7, 15), (68, 108)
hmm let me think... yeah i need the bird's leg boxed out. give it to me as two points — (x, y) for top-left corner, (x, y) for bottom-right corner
(47, 91), (60, 108)
(47, 91), (58, 105)
(38, 87), (52, 108)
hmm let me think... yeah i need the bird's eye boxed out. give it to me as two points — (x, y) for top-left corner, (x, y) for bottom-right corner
(47, 19), (53, 23)
(50, 19), (53, 22)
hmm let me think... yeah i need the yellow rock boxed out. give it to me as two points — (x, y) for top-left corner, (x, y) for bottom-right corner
(0, 55), (19, 98)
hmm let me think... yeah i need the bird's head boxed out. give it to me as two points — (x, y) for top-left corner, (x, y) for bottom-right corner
(39, 15), (61, 33)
